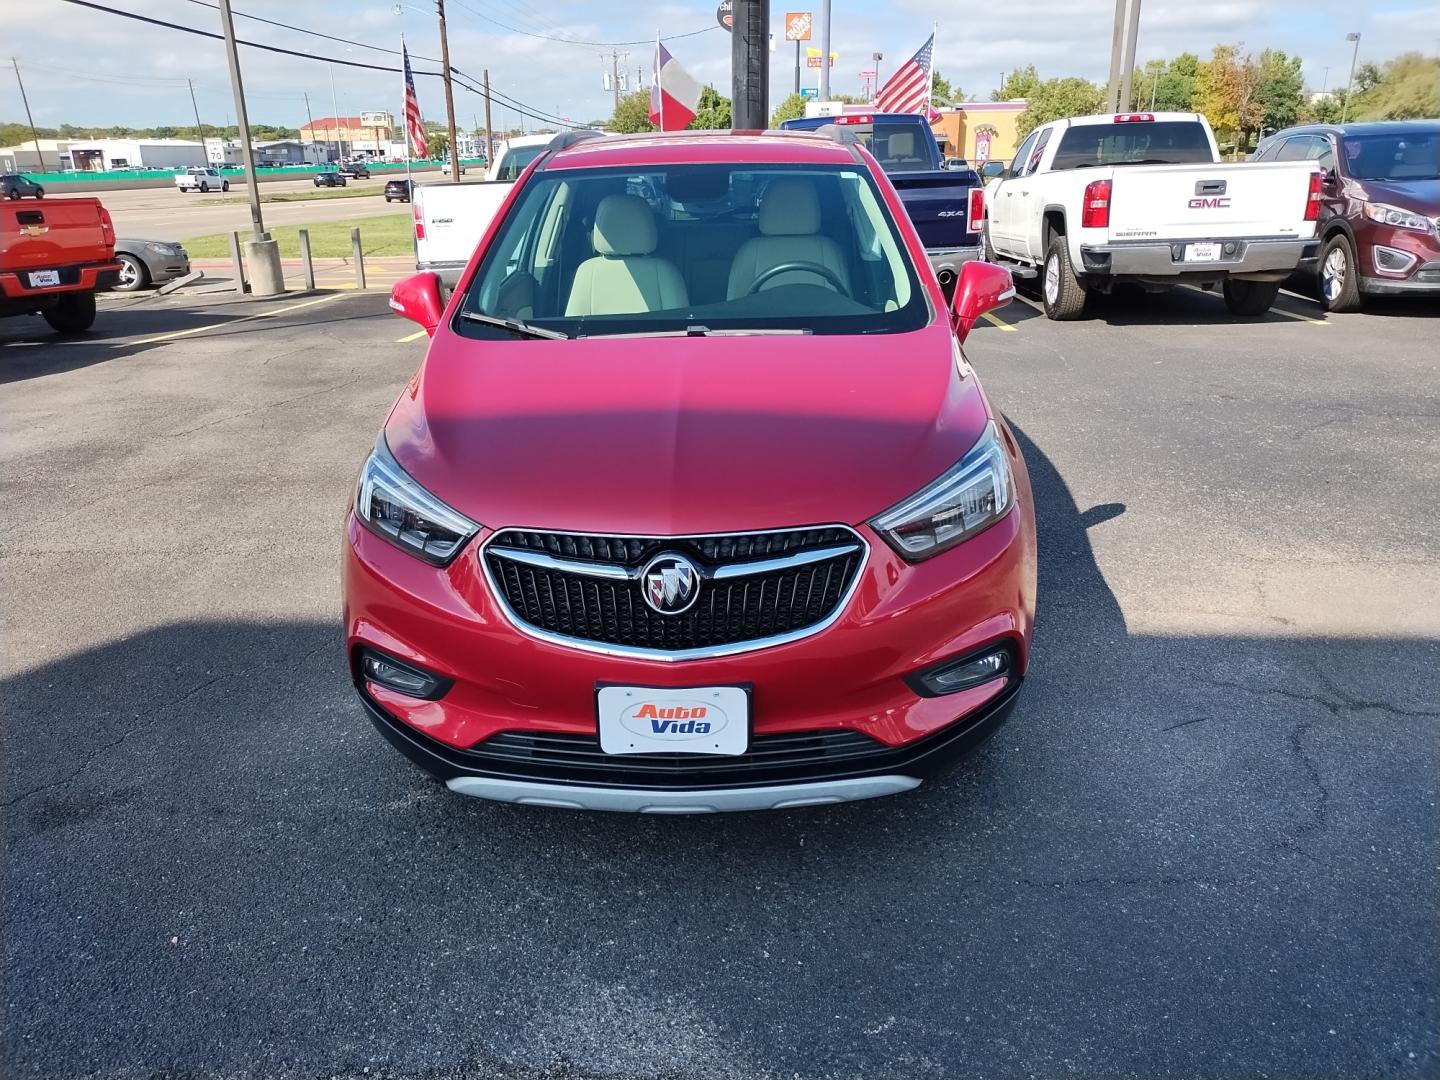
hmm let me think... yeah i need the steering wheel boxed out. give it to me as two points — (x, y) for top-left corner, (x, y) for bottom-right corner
(746, 261), (851, 297)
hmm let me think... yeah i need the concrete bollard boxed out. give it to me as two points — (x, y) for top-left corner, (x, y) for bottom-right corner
(298, 229), (316, 291)
(244, 235), (286, 297)
(228, 231), (247, 293)
(351, 228), (366, 290)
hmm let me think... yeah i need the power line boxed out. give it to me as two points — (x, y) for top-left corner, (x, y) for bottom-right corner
(181, 0), (443, 65)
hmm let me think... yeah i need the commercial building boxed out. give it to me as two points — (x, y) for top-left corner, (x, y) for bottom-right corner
(299, 113), (396, 158)
(0, 138), (210, 172)
(929, 101), (1028, 166)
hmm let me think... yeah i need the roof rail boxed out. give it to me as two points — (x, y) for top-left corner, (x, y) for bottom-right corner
(545, 129), (606, 154)
(810, 124), (860, 145)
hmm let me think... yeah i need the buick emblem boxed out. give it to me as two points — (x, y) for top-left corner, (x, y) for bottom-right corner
(640, 553), (700, 615)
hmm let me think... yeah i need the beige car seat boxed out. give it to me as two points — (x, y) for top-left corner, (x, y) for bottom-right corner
(726, 179), (852, 299)
(565, 194), (689, 315)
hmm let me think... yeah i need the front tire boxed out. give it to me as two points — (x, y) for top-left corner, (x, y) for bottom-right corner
(42, 292), (97, 334)
(199, 182), (209, 193)
(1318, 233), (1364, 313)
(1041, 238), (1089, 320)
(113, 253), (148, 292)
(1222, 279), (1281, 316)
(33, 187), (44, 198)
(222, 181), (229, 192)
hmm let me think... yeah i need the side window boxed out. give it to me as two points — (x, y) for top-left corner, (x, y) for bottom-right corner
(1274, 136), (1317, 162)
(1252, 141), (1278, 161)
(1011, 131), (1039, 177)
(1024, 127), (1053, 175)
(1310, 138), (1336, 173)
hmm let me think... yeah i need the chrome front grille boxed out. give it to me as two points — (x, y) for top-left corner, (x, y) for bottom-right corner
(481, 526), (866, 659)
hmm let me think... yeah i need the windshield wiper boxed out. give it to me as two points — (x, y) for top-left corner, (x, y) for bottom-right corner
(577, 326), (814, 339)
(458, 310), (568, 340)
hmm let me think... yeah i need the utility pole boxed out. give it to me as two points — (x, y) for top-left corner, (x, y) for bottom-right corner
(435, 0), (461, 180)
(1105, 0), (1126, 111)
(610, 50), (623, 117)
(482, 68), (494, 164)
(302, 91), (318, 162)
(216, 0), (284, 293)
(731, 0), (770, 127)
(1341, 31), (1361, 123)
(10, 59), (45, 171)
(187, 78), (207, 152)
(328, 64), (344, 161)
(817, 0), (831, 100)
(1118, 0), (1141, 110)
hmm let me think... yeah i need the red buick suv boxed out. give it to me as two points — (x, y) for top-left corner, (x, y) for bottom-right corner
(344, 129), (1035, 812)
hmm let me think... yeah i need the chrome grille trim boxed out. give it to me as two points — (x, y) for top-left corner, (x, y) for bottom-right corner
(478, 524), (869, 662)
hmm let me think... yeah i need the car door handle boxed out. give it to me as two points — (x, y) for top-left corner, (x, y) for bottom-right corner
(1020, 190), (1029, 196)
(1004, 191), (1013, 197)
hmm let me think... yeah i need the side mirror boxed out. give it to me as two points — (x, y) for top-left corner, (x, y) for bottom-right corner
(1000, 164), (1014, 180)
(950, 260), (1015, 342)
(389, 272), (444, 336)
(1323, 168), (1339, 187)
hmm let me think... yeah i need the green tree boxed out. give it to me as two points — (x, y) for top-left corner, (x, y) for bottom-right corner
(690, 85), (731, 129)
(1253, 48), (1304, 133)
(931, 71), (963, 106)
(1350, 53), (1440, 119)
(610, 88), (656, 133)
(770, 92), (807, 126)
(1130, 52), (1198, 110)
(1016, 77), (1105, 136)
(1193, 44), (1262, 147)
(427, 131), (449, 158)
(994, 64), (1042, 102)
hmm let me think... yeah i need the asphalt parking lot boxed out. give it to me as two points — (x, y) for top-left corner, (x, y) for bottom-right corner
(2, 284), (1437, 1078)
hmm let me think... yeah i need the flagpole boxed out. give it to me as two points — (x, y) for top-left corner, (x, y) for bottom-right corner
(655, 31), (664, 132)
(401, 34), (413, 193)
(926, 22), (937, 115)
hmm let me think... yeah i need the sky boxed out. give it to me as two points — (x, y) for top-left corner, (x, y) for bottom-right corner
(4, 0), (1439, 136)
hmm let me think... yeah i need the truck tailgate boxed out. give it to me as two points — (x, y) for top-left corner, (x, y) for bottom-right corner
(890, 170), (981, 250)
(414, 180), (514, 269)
(1, 199), (112, 270)
(1107, 161), (1315, 240)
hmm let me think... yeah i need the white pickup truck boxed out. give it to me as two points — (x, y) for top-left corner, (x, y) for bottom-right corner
(983, 112), (1322, 318)
(175, 167), (229, 193)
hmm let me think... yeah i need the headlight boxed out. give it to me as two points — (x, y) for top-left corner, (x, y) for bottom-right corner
(355, 436), (479, 566)
(869, 421), (1014, 560)
(145, 242), (177, 255)
(1362, 203), (1432, 232)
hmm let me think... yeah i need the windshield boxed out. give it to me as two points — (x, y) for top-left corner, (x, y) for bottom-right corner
(456, 162), (928, 340)
(1341, 130), (1440, 181)
(494, 145), (546, 181)
(1049, 120), (1214, 170)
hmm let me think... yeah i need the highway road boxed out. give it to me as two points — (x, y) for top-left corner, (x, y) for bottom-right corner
(77, 170), (453, 242)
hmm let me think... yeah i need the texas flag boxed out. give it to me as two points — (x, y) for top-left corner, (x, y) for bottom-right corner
(650, 39), (702, 130)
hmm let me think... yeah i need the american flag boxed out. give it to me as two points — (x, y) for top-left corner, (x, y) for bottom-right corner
(402, 42), (427, 158)
(876, 33), (934, 116)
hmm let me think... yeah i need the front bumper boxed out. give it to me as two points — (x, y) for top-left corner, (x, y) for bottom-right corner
(1081, 237), (1320, 279)
(343, 495), (1036, 810)
(1359, 266), (1440, 296)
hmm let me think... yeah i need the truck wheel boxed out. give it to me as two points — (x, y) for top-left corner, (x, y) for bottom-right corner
(222, 181), (230, 192)
(114, 253), (149, 292)
(200, 182), (209, 193)
(1221, 279), (1281, 316)
(42, 292), (98, 334)
(1318, 233), (1364, 313)
(1042, 239), (1089, 320)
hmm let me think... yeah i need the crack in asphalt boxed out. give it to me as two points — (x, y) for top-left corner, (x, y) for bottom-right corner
(2, 643), (329, 810)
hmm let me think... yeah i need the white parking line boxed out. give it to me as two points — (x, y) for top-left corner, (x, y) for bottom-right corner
(132, 292), (347, 345)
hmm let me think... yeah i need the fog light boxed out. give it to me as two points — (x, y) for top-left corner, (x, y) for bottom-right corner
(1372, 245), (1417, 275)
(360, 649), (448, 699)
(907, 645), (1012, 697)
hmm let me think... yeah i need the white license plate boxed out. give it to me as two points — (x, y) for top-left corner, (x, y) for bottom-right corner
(1184, 242), (1221, 263)
(597, 685), (749, 756)
(27, 270), (61, 288)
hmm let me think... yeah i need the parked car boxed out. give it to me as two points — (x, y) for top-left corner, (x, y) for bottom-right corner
(111, 238), (191, 292)
(983, 112), (1323, 319)
(350, 129), (1033, 813)
(411, 178), (515, 286)
(175, 167), (229, 193)
(1252, 120), (1439, 311)
(1, 197), (120, 333)
(2, 173), (44, 199)
(485, 133), (563, 182)
(781, 113), (985, 294)
(383, 178), (414, 202)
(314, 171), (348, 188)
(339, 161), (371, 179)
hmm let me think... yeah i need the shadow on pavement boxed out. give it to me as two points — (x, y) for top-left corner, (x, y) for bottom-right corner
(2, 426), (1436, 1079)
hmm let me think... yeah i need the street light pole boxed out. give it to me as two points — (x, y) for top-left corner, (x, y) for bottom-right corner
(10, 59), (46, 172)
(1341, 32), (1361, 123)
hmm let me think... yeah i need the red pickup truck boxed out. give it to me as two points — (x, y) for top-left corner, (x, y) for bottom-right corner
(1, 198), (121, 333)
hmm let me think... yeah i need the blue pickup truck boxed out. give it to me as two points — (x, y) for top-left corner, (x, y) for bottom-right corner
(780, 111), (984, 292)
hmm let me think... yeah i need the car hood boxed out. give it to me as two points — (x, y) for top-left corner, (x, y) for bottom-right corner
(385, 325), (992, 535)
(1355, 177), (1440, 216)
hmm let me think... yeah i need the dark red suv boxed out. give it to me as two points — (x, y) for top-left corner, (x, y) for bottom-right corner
(345, 130), (1033, 813)
(1252, 121), (1440, 311)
